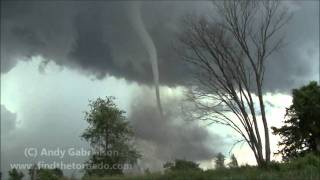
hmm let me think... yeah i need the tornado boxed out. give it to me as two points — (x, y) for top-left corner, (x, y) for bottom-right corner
(128, 2), (164, 116)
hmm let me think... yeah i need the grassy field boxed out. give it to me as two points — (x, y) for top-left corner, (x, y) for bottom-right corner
(81, 154), (320, 180)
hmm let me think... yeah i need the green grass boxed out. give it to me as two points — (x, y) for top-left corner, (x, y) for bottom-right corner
(81, 154), (320, 180)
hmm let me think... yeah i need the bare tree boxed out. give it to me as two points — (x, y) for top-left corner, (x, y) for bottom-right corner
(178, 1), (290, 167)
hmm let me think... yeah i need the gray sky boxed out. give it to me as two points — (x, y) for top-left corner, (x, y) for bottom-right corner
(1, 0), (319, 178)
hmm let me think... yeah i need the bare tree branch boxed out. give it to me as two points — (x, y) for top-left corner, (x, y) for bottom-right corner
(178, 0), (290, 167)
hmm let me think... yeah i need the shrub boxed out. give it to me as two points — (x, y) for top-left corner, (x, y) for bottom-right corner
(163, 159), (202, 172)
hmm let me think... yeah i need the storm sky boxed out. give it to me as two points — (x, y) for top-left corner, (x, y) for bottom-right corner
(1, 0), (319, 178)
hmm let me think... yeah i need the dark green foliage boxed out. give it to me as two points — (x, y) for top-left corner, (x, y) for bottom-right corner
(82, 153), (320, 180)
(215, 153), (225, 169)
(37, 168), (63, 180)
(28, 168), (63, 180)
(272, 81), (320, 161)
(81, 96), (140, 176)
(264, 161), (281, 171)
(228, 154), (238, 168)
(144, 168), (151, 175)
(283, 153), (320, 170)
(163, 159), (202, 172)
(8, 168), (24, 180)
(51, 168), (63, 178)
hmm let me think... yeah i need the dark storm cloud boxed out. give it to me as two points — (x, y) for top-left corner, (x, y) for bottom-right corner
(1, 1), (318, 91)
(69, 6), (113, 79)
(263, 1), (319, 92)
(129, 91), (225, 169)
(1, 1), (195, 85)
(1, 1), (76, 72)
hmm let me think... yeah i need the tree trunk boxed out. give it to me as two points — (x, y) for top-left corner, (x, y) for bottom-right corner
(257, 85), (271, 164)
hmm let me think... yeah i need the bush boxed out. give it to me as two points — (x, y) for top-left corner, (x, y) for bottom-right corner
(265, 161), (281, 171)
(8, 168), (24, 180)
(284, 153), (320, 170)
(163, 159), (202, 172)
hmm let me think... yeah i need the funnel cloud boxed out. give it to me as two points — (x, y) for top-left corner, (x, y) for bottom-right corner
(128, 2), (163, 116)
